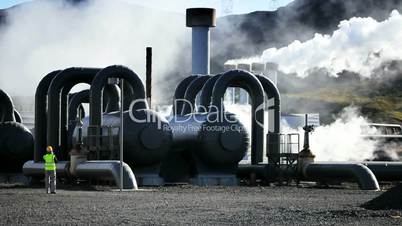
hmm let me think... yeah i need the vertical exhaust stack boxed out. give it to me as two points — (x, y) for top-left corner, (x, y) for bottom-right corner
(251, 63), (266, 75)
(186, 8), (216, 75)
(265, 62), (279, 85)
(146, 47), (152, 108)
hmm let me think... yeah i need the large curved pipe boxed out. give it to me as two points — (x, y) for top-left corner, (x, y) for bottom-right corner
(303, 162), (380, 190)
(362, 161), (402, 181)
(34, 70), (61, 162)
(172, 75), (200, 115)
(89, 65), (147, 128)
(47, 68), (101, 159)
(210, 70), (265, 164)
(198, 74), (222, 113)
(75, 161), (138, 189)
(13, 109), (22, 123)
(181, 75), (211, 115)
(256, 75), (281, 164)
(0, 89), (15, 122)
(67, 90), (90, 150)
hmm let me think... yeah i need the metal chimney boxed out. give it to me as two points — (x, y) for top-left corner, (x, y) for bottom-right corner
(186, 8), (216, 75)
(251, 63), (266, 75)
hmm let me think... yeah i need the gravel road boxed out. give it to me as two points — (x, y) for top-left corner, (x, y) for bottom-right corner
(0, 185), (401, 225)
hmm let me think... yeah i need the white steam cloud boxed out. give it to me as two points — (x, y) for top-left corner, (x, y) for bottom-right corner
(227, 10), (402, 77)
(309, 106), (378, 161)
(0, 0), (189, 97)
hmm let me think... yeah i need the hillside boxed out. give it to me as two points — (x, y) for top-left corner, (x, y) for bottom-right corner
(279, 60), (402, 124)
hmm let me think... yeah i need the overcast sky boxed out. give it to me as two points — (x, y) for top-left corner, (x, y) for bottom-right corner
(0, 0), (295, 15)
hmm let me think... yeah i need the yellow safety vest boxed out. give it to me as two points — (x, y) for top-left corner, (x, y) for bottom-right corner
(43, 153), (56, 171)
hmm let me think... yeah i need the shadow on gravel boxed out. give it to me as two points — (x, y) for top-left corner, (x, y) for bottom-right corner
(362, 183), (402, 210)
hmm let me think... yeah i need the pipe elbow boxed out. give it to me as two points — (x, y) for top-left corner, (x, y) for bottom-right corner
(303, 163), (379, 191)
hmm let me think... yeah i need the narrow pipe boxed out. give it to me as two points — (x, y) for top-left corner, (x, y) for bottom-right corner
(34, 70), (61, 162)
(146, 47), (152, 108)
(303, 162), (380, 190)
(0, 89), (15, 122)
(89, 65), (147, 129)
(47, 68), (101, 160)
(172, 75), (199, 115)
(181, 75), (211, 115)
(75, 161), (138, 189)
(210, 70), (265, 164)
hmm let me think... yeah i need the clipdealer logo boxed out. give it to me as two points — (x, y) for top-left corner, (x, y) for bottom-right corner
(127, 98), (267, 131)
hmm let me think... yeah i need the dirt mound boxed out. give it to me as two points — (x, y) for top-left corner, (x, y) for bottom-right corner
(363, 183), (402, 210)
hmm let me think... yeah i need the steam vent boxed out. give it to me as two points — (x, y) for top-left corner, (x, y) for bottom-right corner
(1, 1), (402, 225)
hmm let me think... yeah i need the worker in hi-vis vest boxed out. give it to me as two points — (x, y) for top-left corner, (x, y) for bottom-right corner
(43, 146), (58, 194)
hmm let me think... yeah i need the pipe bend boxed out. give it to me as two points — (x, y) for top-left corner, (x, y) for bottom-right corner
(0, 89), (15, 122)
(172, 75), (200, 115)
(89, 65), (147, 127)
(75, 161), (138, 189)
(182, 75), (211, 115)
(34, 70), (61, 162)
(303, 162), (380, 191)
(198, 73), (222, 112)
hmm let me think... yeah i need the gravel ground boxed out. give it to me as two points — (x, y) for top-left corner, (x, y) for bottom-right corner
(0, 185), (401, 225)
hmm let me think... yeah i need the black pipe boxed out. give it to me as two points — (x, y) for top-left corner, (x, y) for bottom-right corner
(146, 47), (152, 108)
(89, 65), (147, 128)
(34, 70), (61, 162)
(303, 162), (380, 190)
(13, 109), (22, 123)
(198, 74), (222, 113)
(67, 90), (89, 150)
(172, 75), (199, 115)
(362, 161), (402, 181)
(0, 89), (15, 122)
(181, 75), (211, 115)
(210, 70), (265, 164)
(256, 75), (281, 164)
(47, 68), (101, 160)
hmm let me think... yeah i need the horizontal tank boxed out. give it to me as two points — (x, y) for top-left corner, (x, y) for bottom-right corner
(169, 112), (249, 167)
(73, 109), (172, 167)
(0, 121), (34, 172)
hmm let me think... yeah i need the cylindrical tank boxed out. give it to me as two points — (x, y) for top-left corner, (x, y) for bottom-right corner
(169, 112), (249, 167)
(0, 121), (34, 172)
(73, 109), (172, 167)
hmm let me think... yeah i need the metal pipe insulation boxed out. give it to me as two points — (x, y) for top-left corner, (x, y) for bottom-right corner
(255, 75), (281, 164)
(89, 65), (148, 128)
(210, 70), (265, 164)
(302, 162), (380, 190)
(181, 75), (211, 115)
(186, 8), (216, 75)
(362, 161), (402, 181)
(172, 75), (199, 115)
(47, 68), (101, 160)
(34, 70), (61, 162)
(74, 161), (138, 190)
(0, 89), (15, 122)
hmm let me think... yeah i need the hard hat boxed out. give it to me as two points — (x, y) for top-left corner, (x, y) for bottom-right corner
(46, 146), (53, 152)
